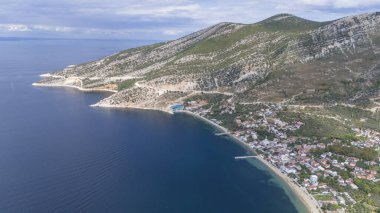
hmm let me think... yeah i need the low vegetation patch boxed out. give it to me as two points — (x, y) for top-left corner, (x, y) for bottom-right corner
(277, 109), (353, 140)
(117, 79), (137, 91)
(315, 194), (334, 201)
(327, 143), (378, 161)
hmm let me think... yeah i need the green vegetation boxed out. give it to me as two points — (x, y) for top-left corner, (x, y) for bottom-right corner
(184, 93), (226, 108)
(372, 32), (380, 47)
(328, 105), (380, 131)
(326, 143), (378, 161)
(302, 105), (380, 132)
(322, 204), (341, 211)
(294, 80), (368, 106)
(184, 15), (324, 56)
(213, 103), (269, 131)
(184, 24), (268, 55)
(347, 179), (380, 212)
(184, 94), (240, 130)
(82, 78), (102, 87)
(184, 95), (274, 132)
(350, 202), (378, 213)
(117, 79), (137, 91)
(319, 176), (344, 192)
(354, 178), (380, 194)
(277, 109), (353, 140)
(256, 126), (276, 140)
(285, 51), (380, 106)
(259, 14), (329, 32)
(105, 42), (165, 65)
(315, 194), (334, 201)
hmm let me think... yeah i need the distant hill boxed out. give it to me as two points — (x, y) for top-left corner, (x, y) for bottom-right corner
(36, 12), (380, 111)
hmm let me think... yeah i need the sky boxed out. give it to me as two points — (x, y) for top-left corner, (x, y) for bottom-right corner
(0, 0), (380, 40)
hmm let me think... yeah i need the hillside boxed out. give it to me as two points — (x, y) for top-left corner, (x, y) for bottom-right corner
(35, 12), (380, 111)
(34, 12), (380, 211)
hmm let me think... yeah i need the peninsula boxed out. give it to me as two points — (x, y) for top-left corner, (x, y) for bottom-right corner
(34, 12), (380, 212)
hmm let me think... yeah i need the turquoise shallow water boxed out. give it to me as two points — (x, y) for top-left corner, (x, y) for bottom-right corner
(0, 39), (303, 212)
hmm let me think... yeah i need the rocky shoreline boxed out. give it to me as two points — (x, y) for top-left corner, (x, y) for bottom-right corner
(32, 82), (118, 93)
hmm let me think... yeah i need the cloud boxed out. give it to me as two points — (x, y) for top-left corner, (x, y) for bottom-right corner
(297, 0), (380, 9)
(0, 0), (379, 39)
(0, 24), (31, 32)
(163, 29), (184, 35)
(114, 4), (201, 17)
(0, 23), (75, 33)
(32, 25), (73, 32)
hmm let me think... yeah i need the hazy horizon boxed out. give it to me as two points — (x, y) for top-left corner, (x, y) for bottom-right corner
(1, 0), (379, 40)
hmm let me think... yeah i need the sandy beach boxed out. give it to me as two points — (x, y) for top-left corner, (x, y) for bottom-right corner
(254, 156), (322, 213)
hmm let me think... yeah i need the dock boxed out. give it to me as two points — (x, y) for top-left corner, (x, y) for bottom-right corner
(215, 132), (230, 136)
(234, 155), (257, 159)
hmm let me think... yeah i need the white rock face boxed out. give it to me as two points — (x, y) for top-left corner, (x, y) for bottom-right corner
(36, 12), (380, 108)
(296, 12), (380, 62)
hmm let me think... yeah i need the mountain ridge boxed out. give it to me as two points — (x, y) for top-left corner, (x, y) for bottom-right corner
(35, 12), (380, 112)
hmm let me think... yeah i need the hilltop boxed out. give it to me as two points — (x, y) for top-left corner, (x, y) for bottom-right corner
(35, 12), (380, 111)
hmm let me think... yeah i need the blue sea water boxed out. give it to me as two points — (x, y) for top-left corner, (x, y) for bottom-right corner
(0, 39), (305, 212)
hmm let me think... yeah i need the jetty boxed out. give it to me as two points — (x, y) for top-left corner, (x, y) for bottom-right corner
(234, 155), (256, 159)
(215, 132), (230, 136)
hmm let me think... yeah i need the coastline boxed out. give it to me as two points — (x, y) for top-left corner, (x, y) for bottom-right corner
(254, 155), (321, 213)
(32, 82), (118, 93)
(181, 110), (252, 151)
(181, 110), (321, 213)
(33, 82), (173, 114)
(32, 81), (320, 212)
(90, 102), (173, 114)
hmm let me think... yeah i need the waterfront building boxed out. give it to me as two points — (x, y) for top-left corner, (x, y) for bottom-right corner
(171, 104), (184, 112)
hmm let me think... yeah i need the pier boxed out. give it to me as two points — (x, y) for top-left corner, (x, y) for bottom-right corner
(215, 132), (230, 136)
(234, 155), (257, 159)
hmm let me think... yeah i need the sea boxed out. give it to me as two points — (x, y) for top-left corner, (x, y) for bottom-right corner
(0, 38), (306, 212)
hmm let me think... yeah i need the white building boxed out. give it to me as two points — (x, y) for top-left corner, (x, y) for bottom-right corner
(310, 175), (318, 186)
